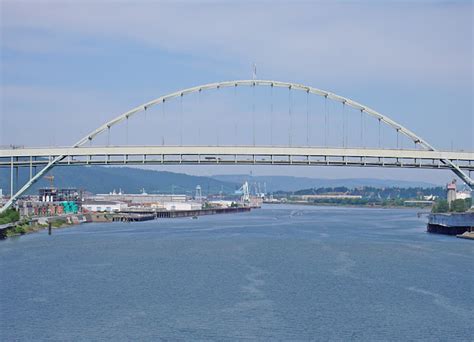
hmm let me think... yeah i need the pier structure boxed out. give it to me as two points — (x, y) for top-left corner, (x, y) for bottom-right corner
(112, 207), (251, 222)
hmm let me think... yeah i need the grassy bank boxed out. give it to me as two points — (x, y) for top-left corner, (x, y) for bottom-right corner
(0, 209), (20, 225)
(274, 201), (431, 209)
(4, 218), (74, 238)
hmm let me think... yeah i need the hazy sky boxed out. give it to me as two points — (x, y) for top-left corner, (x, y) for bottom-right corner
(1, 1), (472, 184)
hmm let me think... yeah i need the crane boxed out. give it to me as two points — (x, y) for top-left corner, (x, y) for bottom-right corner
(237, 181), (250, 204)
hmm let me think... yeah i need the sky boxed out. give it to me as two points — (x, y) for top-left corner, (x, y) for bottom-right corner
(0, 0), (472, 185)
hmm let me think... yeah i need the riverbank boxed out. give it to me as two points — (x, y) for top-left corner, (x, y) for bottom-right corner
(0, 214), (88, 239)
(0, 206), (255, 239)
(265, 201), (431, 210)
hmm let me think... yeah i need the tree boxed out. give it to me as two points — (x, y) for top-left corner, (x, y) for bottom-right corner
(0, 209), (20, 224)
(432, 200), (449, 213)
(450, 199), (466, 213)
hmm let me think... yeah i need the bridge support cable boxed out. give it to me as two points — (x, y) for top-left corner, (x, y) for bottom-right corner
(126, 116), (129, 145)
(198, 89), (202, 145)
(162, 99), (166, 146)
(234, 84), (238, 145)
(252, 82), (256, 146)
(324, 95), (328, 146)
(216, 86), (220, 146)
(3, 78), (474, 213)
(342, 102), (346, 148)
(306, 90), (310, 146)
(180, 94), (184, 146)
(378, 118), (381, 148)
(288, 86), (293, 146)
(270, 83), (274, 146)
(360, 109), (364, 148)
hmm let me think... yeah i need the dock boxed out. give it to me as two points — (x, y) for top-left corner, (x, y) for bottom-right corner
(113, 206), (252, 222)
(427, 212), (474, 236)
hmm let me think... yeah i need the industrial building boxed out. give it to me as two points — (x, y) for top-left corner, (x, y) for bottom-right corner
(94, 192), (188, 205)
(39, 188), (81, 203)
(82, 200), (128, 213)
(164, 202), (202, 211)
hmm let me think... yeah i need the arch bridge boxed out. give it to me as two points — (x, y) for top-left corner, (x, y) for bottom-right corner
(1, 80), (473, 213)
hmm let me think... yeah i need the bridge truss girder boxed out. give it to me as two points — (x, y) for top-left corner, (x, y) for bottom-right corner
(1, 147), (473, 172)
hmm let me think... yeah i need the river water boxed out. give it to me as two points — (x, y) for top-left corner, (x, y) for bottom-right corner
(1, 205), (472, 341)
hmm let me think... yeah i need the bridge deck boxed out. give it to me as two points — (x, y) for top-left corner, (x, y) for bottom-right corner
(1, 146), (473, 170)
(1, 145), (473, 159)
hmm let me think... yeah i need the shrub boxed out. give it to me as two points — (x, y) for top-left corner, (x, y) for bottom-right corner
(0, 209), (20, 225)
(450, 199), (466, 213)
(432, 200), (449, 213)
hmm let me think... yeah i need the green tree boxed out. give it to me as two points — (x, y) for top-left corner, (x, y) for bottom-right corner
(450, 199), (466, 213)
(0, 209), (20, 224)
(432, 200), (449, 213)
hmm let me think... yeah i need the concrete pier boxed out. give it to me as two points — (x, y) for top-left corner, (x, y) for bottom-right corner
(115, 207), (251, 222)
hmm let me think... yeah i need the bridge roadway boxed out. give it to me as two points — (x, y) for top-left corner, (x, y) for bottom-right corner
(1, 146), (473, 170)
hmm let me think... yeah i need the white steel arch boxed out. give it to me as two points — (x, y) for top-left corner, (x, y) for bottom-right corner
(1, 80), (472, 213)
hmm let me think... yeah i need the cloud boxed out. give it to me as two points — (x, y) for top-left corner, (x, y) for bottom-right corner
(0, 84), (126, 146)
(1, 1), (472, 86)
(0, 2), (472, 157)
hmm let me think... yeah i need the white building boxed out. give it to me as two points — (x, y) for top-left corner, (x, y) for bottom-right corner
(208, 200), (235, 208)
(456, 190), (472, 200)
(94, 192), (188, 204)
(299, 194), (363, 200)
(164, 202), (202, 211)
(82, 200), (128, 213)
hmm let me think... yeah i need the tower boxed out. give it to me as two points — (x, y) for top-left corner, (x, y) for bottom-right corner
(446, 179), (457, 208)
(195, 185), (202, 202)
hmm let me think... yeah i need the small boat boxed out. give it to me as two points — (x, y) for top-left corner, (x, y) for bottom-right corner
(192, 216), (198, 220)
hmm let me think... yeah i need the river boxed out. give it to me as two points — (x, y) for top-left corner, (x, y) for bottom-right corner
(1, 205), (472, 341)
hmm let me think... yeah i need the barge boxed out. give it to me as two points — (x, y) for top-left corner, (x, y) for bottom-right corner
(427, 212), (474, 236)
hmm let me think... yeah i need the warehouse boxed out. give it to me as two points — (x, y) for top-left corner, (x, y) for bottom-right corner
(82, 200), (128, 213)
(164, 202), (202, 211)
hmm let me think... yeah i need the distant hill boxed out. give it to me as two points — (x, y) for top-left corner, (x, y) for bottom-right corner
(0, 166), (239, 195)
(0, 166), (440, 198)
(211, 174), (439, 192)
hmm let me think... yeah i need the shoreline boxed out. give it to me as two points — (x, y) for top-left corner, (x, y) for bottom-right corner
(0, 206), (255, 240)
(1, 215), (87, 239)
(264, 201), (431, 210)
